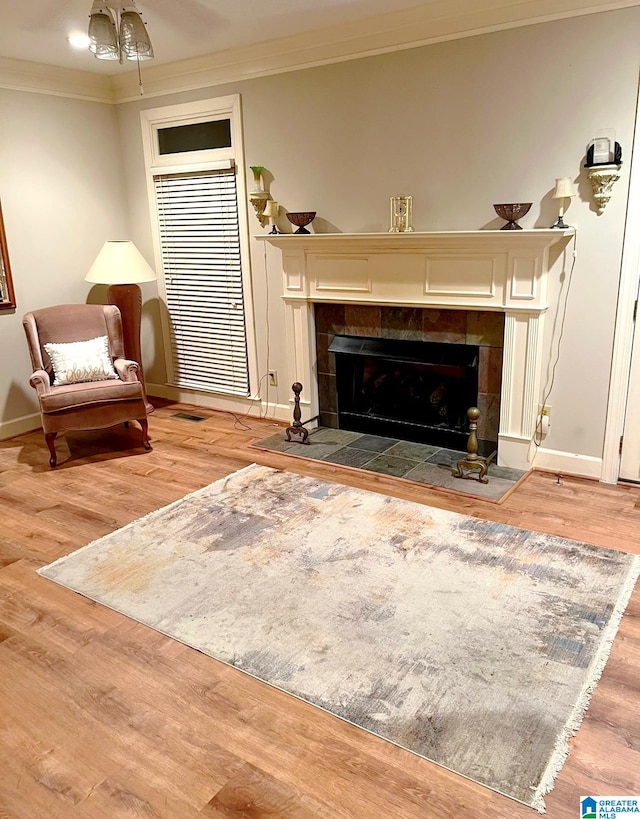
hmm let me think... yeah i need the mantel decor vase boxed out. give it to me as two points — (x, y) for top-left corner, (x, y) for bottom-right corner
(493, 203), (532, 230)
(286, 212), (316, 234)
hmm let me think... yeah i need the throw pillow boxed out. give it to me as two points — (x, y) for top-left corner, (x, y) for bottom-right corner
(44, 335), (119, 386)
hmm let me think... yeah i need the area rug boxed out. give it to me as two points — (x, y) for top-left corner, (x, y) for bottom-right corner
(38, 465), (639, 812)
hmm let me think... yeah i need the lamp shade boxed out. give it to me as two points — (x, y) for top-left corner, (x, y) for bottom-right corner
(85, 240), (157, 285)
(263, 200), (278, 218)
(553, 177), (576, 199)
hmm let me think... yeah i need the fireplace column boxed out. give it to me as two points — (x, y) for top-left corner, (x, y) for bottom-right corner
(498, 310), (545, 469)
(283, 299), (318, 423)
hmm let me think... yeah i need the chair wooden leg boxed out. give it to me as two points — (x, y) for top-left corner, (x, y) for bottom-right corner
(44, 432), (57, 468)
(138, 418), (152, 450)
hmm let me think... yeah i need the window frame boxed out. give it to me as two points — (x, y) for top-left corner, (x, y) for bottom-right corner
(141, 95), (258, 403)
(141, 97), (236, 169)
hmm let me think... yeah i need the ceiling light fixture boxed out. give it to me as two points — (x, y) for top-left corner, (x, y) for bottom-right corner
(88, 0), (153, 92)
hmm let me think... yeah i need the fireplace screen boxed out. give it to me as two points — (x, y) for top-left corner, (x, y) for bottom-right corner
(329, 335), (479, 449)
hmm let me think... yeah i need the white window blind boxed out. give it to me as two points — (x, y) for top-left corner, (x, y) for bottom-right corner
(154, 168), (250, 397)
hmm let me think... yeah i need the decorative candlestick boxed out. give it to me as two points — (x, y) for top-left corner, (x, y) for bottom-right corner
(285, 382), (309, 443)
(264, 200), (280, 234)
(550, 177), (575, 229)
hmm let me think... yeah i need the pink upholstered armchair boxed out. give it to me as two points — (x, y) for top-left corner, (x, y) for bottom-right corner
(23, 304), (151, 467)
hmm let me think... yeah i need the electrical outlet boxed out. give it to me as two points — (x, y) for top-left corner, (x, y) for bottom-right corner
(268, 370), (278, 387)
(538, 404), (552, 419)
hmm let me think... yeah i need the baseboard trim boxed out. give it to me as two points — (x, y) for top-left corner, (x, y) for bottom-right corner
(147, 383), (291, 423)
(530, 446), (603, 479)
(0, 412), (41, 441)
(150, 386), (606, 478)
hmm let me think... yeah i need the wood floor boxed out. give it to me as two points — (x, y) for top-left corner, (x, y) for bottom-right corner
(1, 401), (639, 818)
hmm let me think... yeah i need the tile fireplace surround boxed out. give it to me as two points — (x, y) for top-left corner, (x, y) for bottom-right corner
(261, 230), (573, 471)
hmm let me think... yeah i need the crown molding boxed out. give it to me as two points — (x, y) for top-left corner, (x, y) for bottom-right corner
(0, 57), (113, 103)
(110, 0), (640, 102)
(0, 0), (637, 104)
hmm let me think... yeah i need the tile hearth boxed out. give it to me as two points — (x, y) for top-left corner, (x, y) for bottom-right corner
(252, 427), (527, 503)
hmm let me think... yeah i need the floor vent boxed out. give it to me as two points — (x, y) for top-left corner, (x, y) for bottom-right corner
(171, 412), (208, 422)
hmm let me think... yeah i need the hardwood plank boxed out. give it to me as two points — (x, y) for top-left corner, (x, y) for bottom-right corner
(201, 763), (336, 818)
(0, 401), (639, 819)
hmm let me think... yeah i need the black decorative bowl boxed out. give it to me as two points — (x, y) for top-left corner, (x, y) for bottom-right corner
(286, 211), (316, 234)
(493, 203), (532, 230)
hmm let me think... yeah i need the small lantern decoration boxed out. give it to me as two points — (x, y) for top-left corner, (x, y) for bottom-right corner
(389, 195), (413, 233)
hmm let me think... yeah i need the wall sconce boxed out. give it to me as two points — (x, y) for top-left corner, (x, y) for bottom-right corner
(551, 177), (576, 229)
(264, 200), (280, 234)
(584, 137), (622, 215)
(249, 166), (270, 227)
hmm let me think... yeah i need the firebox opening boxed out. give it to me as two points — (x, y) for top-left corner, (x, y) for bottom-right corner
(329, 335), (483, 451)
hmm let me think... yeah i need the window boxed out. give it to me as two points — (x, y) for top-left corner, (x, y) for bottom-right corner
(155, 168), (249, 395)
(157, 120), (231, 155)
(141, 96), (256, 400)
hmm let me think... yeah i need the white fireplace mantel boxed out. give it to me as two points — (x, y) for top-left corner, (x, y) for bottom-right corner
(259, 229), (573, 470)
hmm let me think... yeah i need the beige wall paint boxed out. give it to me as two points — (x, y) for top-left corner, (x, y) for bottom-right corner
(0, 89), (127, 434)
(116, 7), (640, 463)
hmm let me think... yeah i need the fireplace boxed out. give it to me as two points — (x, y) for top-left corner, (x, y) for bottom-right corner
(329, 334), (480, 449)
(261, 228), (572, 470)
(316, 303), (503, 452)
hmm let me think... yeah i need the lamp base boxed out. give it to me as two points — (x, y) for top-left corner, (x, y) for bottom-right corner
(107, 283), (154, 415)
(551, 216), (571, 229)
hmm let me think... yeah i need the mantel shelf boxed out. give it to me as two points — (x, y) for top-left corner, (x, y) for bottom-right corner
(257, 229), (574, 249)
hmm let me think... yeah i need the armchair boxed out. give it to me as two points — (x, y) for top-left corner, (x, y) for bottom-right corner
(23, 303), (151, 467)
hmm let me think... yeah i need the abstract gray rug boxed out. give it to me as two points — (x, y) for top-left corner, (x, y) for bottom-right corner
(38, 465), (639, 812)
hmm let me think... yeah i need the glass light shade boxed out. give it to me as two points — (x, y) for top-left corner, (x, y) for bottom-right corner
(85, 241), (157, 285)
(120, 7), (154, 61)
(88, 3), (119, 60)
(553, 177), (575, 199)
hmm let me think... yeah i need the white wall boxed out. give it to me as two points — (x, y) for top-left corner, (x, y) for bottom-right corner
(0, 89), (127, 437)
(116, 7), (640, 469)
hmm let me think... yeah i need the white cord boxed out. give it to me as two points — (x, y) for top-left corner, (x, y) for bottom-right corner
(231, 372), (269, 430)
(531, 229), (578, 456)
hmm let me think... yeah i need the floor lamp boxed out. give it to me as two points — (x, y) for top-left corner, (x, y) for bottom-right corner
(86, 240), (157, 414)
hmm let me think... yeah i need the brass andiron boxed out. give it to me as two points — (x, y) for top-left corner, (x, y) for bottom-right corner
(453, 407), (495, 484)
(285, 382), (309, 444)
